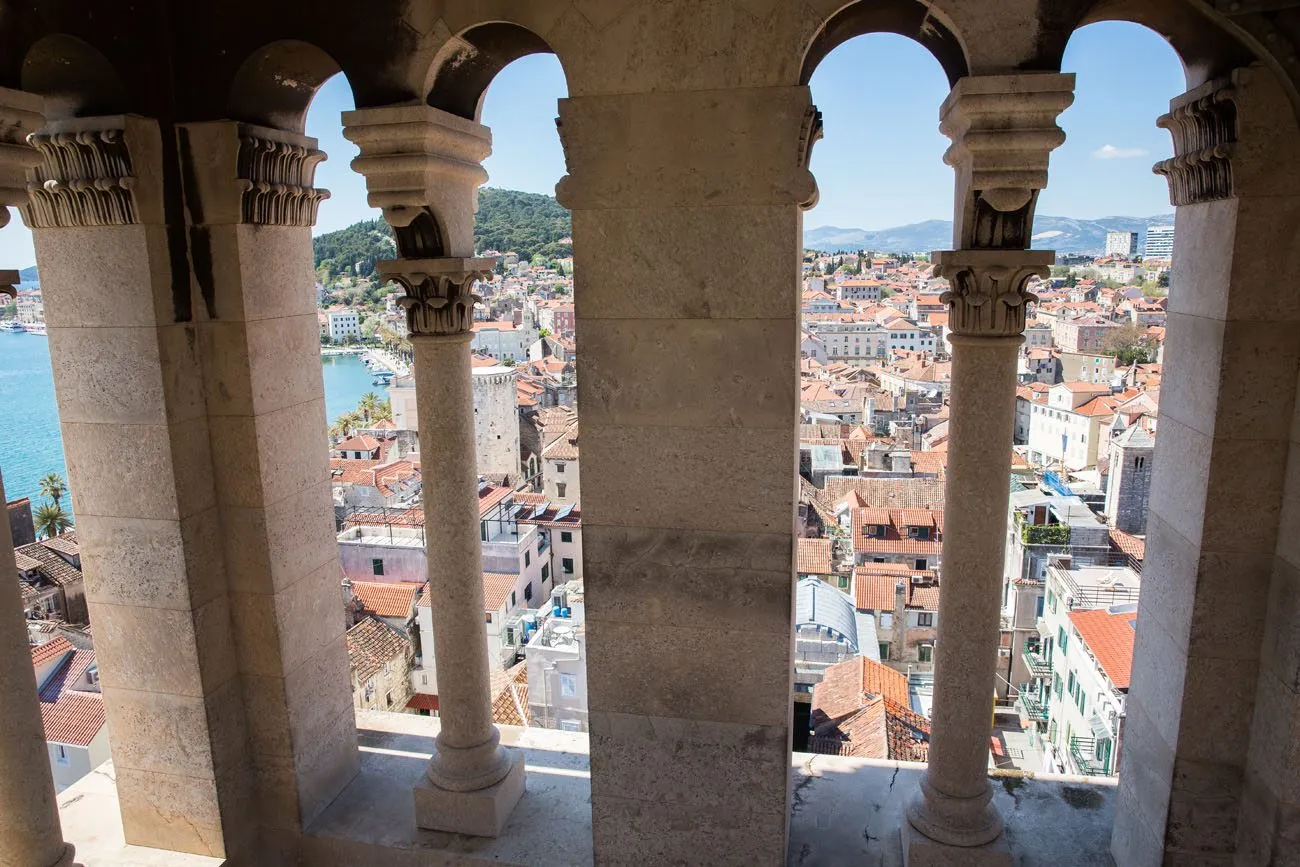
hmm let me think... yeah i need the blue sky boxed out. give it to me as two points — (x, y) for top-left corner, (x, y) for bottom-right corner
(0, 21), (1183, 269)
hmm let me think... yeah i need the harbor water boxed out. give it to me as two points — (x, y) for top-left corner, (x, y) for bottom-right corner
(0, 333), (383, 511)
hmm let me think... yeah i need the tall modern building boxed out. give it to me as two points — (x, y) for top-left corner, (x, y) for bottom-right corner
(1104, 230), (1138, 258)
(1144, 224), (1175, 260)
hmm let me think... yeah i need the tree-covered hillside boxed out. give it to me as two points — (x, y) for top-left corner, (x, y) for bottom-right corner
(312, 187), (571, 283)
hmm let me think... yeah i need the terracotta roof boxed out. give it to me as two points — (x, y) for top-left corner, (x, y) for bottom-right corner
(797, 538), (834, 574)
(406, 693), (439, 711)
(16, 542), (82, 588)
(1108, 527), (1146, 562)
(822, 478), (945, 511)
(809, 660), (928, 761)
(1058, 381), (1112, 394)
(336, 435), (380, 453)
(853, 568), (938, 611)
(1068, 607), (1137, 689)
(34, 641), (105, 747)
(31, 636), (75, 666)
(40, 536), (79, 558)
(852, 507), (944, 555)
(14, 550), (42, 571)
(542, 423), (579, 461)
(490, 661), (531, 726)
(483, 572), (518, 613)
(350, 580), (423, 619)
(478, 485), (514, 517)
(345, 616), (410, 684)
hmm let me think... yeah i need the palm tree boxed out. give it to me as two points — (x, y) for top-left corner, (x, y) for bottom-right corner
(373, 399), (393, 423)
(357, 392), (381, 424)
(33, 502), (72, 539)
(38, 472), (67, 508)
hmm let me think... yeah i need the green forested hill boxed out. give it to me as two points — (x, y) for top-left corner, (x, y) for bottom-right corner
(312, 188), (571, 283)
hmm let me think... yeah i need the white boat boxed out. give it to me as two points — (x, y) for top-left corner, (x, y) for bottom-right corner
(0, 321), (22, 333)
(22, 322), (46, 336)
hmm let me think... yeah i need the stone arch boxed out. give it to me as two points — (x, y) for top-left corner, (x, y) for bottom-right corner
(800, 0), (970, 87)
(1046, 0), (1256, 93)
(425, 22), (568, 121)
(21, 34), (131, 120)
(228, 39), (350, 133)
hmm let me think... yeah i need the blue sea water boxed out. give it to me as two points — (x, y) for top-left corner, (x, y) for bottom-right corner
(0, 334), (379, 513)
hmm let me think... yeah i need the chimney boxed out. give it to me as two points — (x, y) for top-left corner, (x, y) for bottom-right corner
(892, 579), (907, 662)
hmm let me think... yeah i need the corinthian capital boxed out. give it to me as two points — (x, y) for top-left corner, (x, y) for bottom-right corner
(939, 74), (1074, 250)
(0, 88), (45, 229)
(377, 257), (494, 337)
(1152, 75), (1237, 206)
(932, 250), (1053, 338)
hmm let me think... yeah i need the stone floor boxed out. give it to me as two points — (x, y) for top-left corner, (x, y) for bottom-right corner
(56, 709), (1118, 866)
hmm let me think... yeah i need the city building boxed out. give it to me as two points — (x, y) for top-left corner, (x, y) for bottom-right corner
(471, 319), (536, 362)
(1104, 230), (1138, 258)
(1051, 314), (1118, 354)
(1104, 425), (1155, 534)
(1144, 224), (1176, 260)
(345, 615), (414, 713)
(326, 308), (361, 342)
(525, 581), (588, 731)
(1026, 382), (1120, 471)
(30, 636), (107, 792)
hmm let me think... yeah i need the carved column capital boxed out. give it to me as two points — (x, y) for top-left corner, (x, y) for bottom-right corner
(0, 271), (19, 299)
(0, 88), (45, 230)
(939, 74), (1074, 249)
(1152, 75), (1237, 205)
(932, 250), (1053, 338)
(236, 127), (330, 225)
(343, 105), (491, 257)
(20, 115), (164, 228)
(377, 257), (494, 338)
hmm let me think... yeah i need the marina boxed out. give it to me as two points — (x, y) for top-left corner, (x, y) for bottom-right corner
(0, 331), (383, 507)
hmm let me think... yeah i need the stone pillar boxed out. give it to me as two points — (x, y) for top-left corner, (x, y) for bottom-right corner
(1, 285), (75, 867)
(903, 74), (1072, 865)
(1110, 67), (1300, 866)
(27, 115), (255, 859)
(557, 86), (819, 865)
(177, 120), (359, 856)
(344, 105), (524, 837)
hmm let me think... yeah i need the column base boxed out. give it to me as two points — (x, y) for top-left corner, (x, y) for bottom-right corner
(902, 820), (1011, 867)
(413, 750), (525, 837)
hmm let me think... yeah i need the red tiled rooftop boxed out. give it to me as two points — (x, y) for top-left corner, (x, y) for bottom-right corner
(350, 580), (424, 619)
(1068, 607), (1137, 690)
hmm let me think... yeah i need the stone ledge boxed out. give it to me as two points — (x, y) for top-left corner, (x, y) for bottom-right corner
(57, 710), (1119, 867)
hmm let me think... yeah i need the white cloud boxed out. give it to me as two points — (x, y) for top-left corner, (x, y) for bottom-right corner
(1091, 144), (1149, 160)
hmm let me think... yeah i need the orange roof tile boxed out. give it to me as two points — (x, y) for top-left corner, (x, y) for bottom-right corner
(797, 538), (834, 574)
(350, 580), (424, 619)
(1068, 607), (1137, 689)
(483, 572), (518, 613)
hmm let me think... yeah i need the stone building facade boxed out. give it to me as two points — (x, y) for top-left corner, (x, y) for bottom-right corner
(0, 3), (1297, 867)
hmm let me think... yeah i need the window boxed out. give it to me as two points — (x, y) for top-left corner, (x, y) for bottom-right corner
(1053, 672), (1063, 698)
(914, 558), (926, 570)
(560, 719), (582, 732)
(371, 558), (384, 576)
(918, 643), (933, 663)
(1058, 626), (1069, 654)
(560, 531), (573, 543)
(386, 692), (393, 708)
(562, 557), (574, 574)
(524, 582), (533, 602)
(524, 551), (531, 567)
(1036, 595), (1045, 617)
(542, 563), (550, 582)
(1135, 456), (1146, 469)
(556, 483), (567, 498)
(560, 673), (577, 698)
(879, 642), (891, 659)
(510, 591), (517, 608)
(917, 613), (934, 627)
(55, 744), (68, 765)
(556, 462), (566, 473)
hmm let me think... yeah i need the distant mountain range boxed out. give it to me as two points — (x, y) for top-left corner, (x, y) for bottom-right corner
(805, 214), (1176, 255)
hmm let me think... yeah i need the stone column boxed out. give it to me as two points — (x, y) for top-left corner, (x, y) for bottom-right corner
(1109, 67), (1300, 866)
(344, 105), (524, 837)
(27, 115), (254, 860)
(0, 87), (72, 867)
(177, 120), (359, 857)
(903, 74), (1072, 864)
(1, 329), (75, 867)
(557, 86), (819, 865)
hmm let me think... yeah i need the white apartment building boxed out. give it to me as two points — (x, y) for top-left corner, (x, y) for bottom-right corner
(833, 277), (883, 302)
(884, 321), (937, 356)
(526, 582), (588, 731)
(1026, 382), (1116, 470)
(1144, 224), (1175, 260)
(1104, 231), (1138, 258)
(810, 320), (888, 363)
(327, 308), (361, 342)
(1020, 562), (1139, 779)
(471, 319), (536, 362)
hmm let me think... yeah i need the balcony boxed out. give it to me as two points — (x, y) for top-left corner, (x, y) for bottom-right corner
(1022, 641), (1052, 679)
(55, 710), (1118, 866)
(1069, 737), (1110, 777)
(1017, 686), (1050, 723)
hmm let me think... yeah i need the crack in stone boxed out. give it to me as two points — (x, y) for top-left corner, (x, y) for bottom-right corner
(791, 755), (818, 814)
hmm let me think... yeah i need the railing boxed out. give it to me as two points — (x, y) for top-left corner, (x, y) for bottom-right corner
(1016, 686), (1049, 723)
(1022, 642), (1052, 678)
(1069, 736), (1109, 776)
